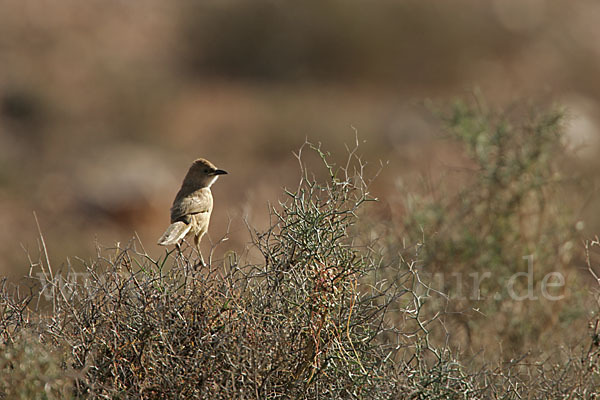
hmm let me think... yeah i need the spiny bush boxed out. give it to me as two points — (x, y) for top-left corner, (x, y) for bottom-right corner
(2, 137), (600, 399)
(1, 142), (454, 398)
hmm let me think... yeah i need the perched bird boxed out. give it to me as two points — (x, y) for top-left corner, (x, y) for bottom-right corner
(157, 158), (227, 262)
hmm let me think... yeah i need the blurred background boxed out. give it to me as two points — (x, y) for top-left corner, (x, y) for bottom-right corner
(1, 0), (600, 279)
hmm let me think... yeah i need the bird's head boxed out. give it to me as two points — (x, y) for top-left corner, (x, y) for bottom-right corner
(183, 158), (228, 189)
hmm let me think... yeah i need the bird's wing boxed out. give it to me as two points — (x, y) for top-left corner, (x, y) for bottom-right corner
(157, 221), (192, 246)
(170, 190), (213, 223)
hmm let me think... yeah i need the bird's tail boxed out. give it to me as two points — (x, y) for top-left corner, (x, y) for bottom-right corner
(157, 221), (191, 246)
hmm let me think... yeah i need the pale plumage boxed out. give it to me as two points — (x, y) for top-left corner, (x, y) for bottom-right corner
(157, 158), (227, 258)
(157, 221), (191, 246)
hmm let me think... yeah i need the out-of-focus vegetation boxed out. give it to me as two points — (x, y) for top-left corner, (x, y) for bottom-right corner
(399, 99), (586, 354)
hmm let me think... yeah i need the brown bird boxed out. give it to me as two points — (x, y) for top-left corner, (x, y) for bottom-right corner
(157, 158), (227, 262)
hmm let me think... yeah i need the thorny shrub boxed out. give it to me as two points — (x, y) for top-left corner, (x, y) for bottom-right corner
(0, 142), (450, 398)
(1, 138), (600, 399)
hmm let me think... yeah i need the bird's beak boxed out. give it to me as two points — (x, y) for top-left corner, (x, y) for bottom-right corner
(212, 169), (228, 176)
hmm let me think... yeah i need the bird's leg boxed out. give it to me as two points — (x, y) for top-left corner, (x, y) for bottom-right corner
(194, 235), (205, 267)
(176, 241), (183, 257)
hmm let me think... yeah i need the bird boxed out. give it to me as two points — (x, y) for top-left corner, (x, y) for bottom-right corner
(157, 158), (227, 263)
